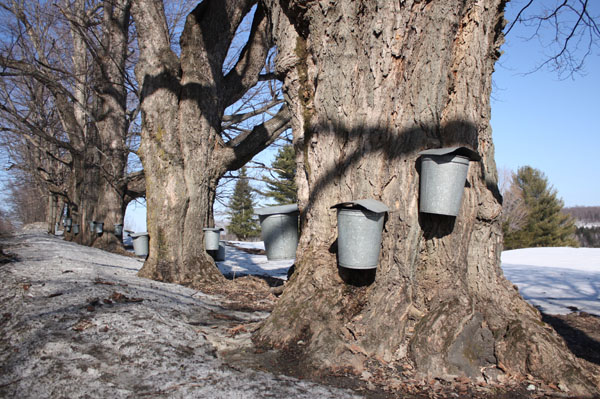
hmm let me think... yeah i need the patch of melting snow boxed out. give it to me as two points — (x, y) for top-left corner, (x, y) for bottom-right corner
(0, 229), (361, 398)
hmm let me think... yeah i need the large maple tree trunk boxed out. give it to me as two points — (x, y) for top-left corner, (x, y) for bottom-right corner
(89, 0), (131, 252)
(256, 0), (597, 393)
(134, 78), (225, 284)
(62, 0), (131, 252)
(132, 0), (289, 287)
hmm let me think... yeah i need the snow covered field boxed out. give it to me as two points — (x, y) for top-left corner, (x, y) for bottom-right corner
(501, 247), (600, 316)
(216, 241), (293, 281)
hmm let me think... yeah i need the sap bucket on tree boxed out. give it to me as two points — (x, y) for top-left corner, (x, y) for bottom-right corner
(131, 232), (149, 257)
(203, 228), (223, 251)
(94, 221), (104, 234)
(418, 146), (480, 217)
(256, 204), (299, 261)
(65, 217), (72, 232)
(331, 199), (389, 270)
(114, 223), (123, 237)
(72, 224), (80, 235)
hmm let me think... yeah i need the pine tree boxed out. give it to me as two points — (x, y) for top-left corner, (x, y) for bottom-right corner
(263, 144), (297, 205)
(503, 166), (578, 249)
(227, 167), (260, 240)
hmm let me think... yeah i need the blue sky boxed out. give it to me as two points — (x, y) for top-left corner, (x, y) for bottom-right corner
(491, 0), (599, 206)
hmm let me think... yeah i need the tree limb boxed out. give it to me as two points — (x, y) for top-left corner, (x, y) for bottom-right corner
(222, 104), (291, 171)
(123, 169), (146, 202)
(222, 98), (284, 126)
(222, 2), (272, 106)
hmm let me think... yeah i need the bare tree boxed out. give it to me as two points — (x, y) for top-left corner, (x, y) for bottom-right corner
(0, 54), (71, 233)
(131, 0), (289, 286)
(252, 0), (597, 394)
(499, 168), (529, 234)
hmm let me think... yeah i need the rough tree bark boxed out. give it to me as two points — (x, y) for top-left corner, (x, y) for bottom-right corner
(87, 0), (132, 251)
(131, 0), (289, 287)
(57, 0), (133, 251)
(256, 0), (598, 394)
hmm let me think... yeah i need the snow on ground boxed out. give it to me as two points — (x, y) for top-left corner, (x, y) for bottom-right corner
(216, 241), (293, 280)
(219, 241), (600, 317)
(0, 228), (360, 399)
(2, 228), (599, 398)
(501, 247), (600, 316)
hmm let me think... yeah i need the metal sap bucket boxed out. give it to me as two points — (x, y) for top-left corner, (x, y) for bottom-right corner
(89, 221), (96, 232)
(72, 224), (80, 235)
(215, 242), (226, 261)
(256, 204), (299, 261)
(131, 232), (149, 256)
(94, 221), (104, 234)
(203, 228), (223, 251)
(418, 147), (480, 217)
(114, 223), (123, 237)
(332, 199), (389, 270)
(64, 217), (72, 232)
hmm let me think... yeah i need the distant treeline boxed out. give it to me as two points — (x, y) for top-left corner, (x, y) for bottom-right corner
(563, 206), (600, 224)
(563, 206), (600, 248)
(575, 227), (600, 248)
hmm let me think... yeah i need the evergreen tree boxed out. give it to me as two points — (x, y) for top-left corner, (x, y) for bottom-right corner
(227, 167), (260, 240)
(263, 144), (297, 205)
(503, 166), (578, 249)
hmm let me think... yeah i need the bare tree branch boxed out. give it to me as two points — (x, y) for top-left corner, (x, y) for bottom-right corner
(222, 2), (272, 106)
(222, 103), (290, 171)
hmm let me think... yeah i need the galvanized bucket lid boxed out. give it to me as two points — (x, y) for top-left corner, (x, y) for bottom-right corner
(418, 146), (480, 161)
(202, 227), (224, 231)
(130, 232), (149, 238)
(330, 199), (389, 214)
(255, 204), (299, 216)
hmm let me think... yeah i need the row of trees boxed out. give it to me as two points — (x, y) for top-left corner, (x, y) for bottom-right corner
(2, 0), (598, 394)
(0, 0), (288, 257)
(0, 0), (143, 250)
(565, 206), (600, 247)
(565, 206), (600, 224)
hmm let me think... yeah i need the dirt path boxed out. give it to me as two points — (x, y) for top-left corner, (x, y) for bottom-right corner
(0, 228), (361, 399)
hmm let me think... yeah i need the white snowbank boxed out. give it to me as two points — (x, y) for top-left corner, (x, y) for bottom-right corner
(501, 247), (600, 316)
